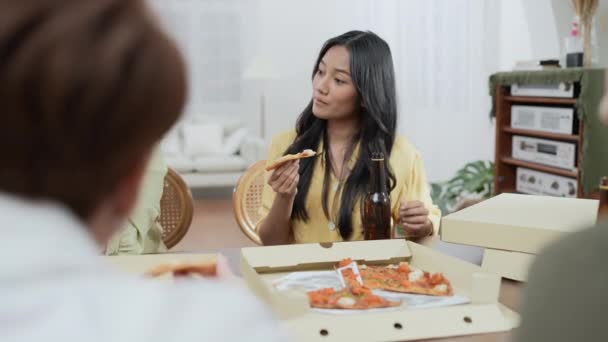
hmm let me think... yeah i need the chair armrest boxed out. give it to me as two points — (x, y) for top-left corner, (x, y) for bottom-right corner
(240, 136), (266, 165)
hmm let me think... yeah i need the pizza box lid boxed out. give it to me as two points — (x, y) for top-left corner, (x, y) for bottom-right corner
(240, 239), (518, 341)
(441, 193), (598, 254)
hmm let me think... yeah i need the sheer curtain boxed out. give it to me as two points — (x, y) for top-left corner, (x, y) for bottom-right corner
(149, 0), (258, 120)
(335, 0), (499, 181)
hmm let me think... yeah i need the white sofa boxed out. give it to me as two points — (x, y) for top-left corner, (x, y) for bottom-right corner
(161, 116), (266, 188)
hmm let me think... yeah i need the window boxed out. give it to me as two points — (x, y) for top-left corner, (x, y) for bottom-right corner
(149, 0), (249, 118)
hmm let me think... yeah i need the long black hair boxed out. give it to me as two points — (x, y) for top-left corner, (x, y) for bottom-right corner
(285, 30), (397, 240)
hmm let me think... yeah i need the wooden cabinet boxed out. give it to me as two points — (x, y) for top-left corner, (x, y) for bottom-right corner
(491, 69), (608, 199)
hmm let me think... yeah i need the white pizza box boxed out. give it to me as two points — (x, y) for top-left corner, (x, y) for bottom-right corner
(440, 193), (598, 255)
(481, 248), (536, 282)
(240, 239), (518, 342)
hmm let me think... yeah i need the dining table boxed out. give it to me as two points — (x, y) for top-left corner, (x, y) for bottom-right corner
(177, 236), (523, 342)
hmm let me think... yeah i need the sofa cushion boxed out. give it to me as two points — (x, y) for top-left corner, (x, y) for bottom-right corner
(182, 122), (223, 158)
(165, 155), (247, 173)
(191, 114), (242, 135)
(222, 127), (248, 156)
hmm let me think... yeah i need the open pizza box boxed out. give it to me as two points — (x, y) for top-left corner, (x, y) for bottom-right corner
(240, 239), (519, 341)
(441, 193), (598, 281)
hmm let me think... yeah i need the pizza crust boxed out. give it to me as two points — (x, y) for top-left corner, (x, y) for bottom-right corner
(265, 149), (316, 171)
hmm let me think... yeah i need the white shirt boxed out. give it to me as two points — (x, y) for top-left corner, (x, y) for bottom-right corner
(0, 194), (289, 342)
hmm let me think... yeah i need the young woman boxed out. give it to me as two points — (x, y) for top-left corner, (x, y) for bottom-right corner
(257, 30), (440, 245)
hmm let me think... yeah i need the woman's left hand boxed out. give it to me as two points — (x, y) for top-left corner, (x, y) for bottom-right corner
(399, 200), (433, 238)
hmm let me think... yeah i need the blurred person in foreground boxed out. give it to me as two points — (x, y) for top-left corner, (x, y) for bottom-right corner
(514, 73), (608, 341)
(0, 1), (287, 341)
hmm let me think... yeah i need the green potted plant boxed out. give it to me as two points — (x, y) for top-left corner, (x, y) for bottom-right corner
(431, 160), (494, 215)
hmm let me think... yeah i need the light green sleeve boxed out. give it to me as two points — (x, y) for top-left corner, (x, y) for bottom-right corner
(105, 148), (168, 255)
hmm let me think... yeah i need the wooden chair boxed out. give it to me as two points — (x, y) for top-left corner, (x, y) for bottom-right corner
(159, 168), (194, 249)
(232, 160), (266, 245)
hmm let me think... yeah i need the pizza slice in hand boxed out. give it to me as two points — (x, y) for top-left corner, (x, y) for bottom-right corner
(265, 149), (317, 171)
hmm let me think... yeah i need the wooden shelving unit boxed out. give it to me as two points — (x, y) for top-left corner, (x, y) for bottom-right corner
(502, 127), (580, 143)
(503, 95), (577, 105)
(493, 85), (596, 199)
(499, 157), (578, 178)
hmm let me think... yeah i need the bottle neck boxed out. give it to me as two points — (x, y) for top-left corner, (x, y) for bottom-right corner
(371, 158), (387, 194)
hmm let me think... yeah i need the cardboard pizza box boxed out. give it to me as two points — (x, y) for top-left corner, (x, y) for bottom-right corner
(481, 248), (536, 282)
(441, 193), (598, 255)
(240, 239), (518, 341)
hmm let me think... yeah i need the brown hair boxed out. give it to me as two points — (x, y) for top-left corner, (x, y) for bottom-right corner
(0, 0), (186, 220)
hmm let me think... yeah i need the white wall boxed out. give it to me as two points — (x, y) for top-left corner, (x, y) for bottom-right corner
(253, 0), (356, 142)
(498, 0), (533, 71)
(551, 0), (608, 67)
(500, 0), (608, 69)
(521, 1), (560, 63)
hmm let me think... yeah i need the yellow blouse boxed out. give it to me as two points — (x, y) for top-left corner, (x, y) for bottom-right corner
(257, 130), (441, 244)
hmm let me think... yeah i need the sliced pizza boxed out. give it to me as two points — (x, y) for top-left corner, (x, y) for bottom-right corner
(145, 262), (217, 278)
(360, 262), (453, 296)
(265, 149), (316, 171)
(307, 287), (401, 310)
(305, 258), (402, 310)
(306, 257), (454, 309)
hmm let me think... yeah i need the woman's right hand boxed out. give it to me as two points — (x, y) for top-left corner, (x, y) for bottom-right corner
(268, 159), (300, 197)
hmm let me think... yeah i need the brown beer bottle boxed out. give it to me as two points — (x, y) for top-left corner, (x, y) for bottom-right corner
(363, 152), (392, 240)
(598, 177), (608, 222)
